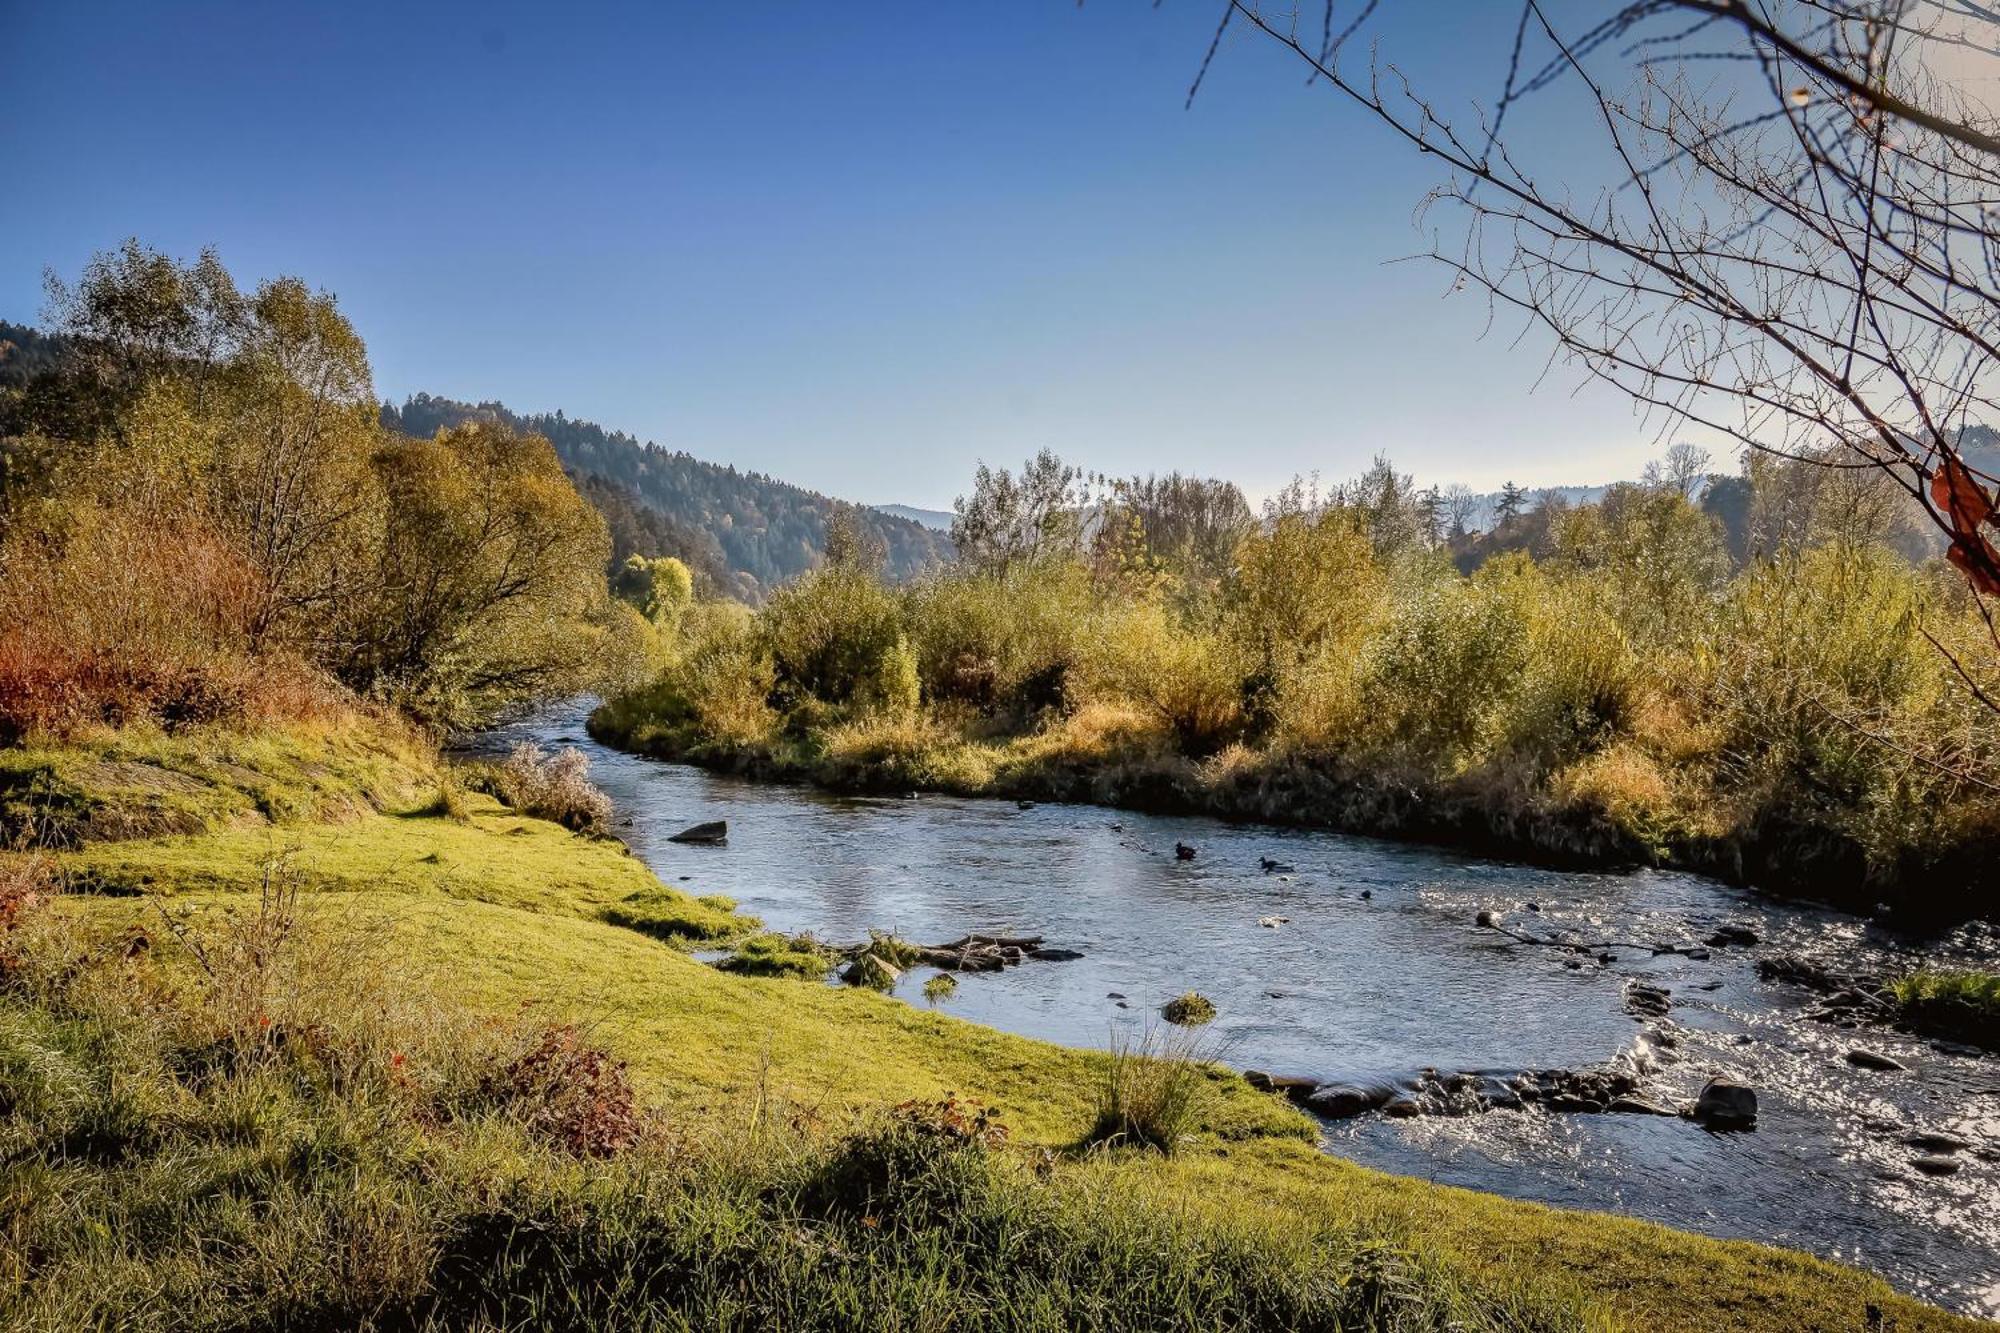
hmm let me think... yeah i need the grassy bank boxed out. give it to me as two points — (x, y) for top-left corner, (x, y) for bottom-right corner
(1890, 968), (2000, 1052)
(0, 722), (1982, 1330)
(588, 693), (1675, 873)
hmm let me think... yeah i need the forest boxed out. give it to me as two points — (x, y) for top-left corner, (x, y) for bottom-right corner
(380, 393), (951, 602)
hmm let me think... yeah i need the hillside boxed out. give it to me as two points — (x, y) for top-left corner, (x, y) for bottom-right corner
(874, 501), (955, 531)
(381, 393), (952, 601)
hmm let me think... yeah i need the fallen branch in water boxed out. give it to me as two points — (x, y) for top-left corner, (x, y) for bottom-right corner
(834, 932), (1074, 974)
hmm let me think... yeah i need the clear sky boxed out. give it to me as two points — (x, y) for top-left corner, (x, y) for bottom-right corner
(2, 1), (1660, 509)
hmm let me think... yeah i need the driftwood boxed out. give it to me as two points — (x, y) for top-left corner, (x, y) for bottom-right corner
(837, 932), (1074, 974)
(1476, 916), (1675, 958)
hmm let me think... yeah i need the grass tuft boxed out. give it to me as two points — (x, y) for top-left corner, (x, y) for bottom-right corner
(1162, 991), (1218, 1026)
(1085, 1027), (1212, 1155)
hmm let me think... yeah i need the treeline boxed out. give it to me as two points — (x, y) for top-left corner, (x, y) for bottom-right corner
(380, 393), (952, 602)
(596, 448), (2000, 917)
(0, 243), (642, 737)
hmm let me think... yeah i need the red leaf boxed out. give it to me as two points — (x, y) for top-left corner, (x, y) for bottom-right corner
(1931, 455), (2000, 597)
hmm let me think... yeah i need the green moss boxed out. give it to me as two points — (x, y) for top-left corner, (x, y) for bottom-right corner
(1162, 991), (1218, 1026)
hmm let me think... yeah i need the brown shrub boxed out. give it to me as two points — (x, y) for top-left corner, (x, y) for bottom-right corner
(484, 1023), (640, 1157)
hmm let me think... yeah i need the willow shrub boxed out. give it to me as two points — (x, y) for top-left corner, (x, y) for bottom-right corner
(760, 567), (910, 711)
(1086, 598), (1248, 756)
(903, 562), (1096, 720)
(1358, 574), (1531, 776)
(1703, 542), (1965, 875)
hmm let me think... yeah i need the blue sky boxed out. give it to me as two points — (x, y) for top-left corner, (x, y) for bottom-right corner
(2, 1), (1656, 508)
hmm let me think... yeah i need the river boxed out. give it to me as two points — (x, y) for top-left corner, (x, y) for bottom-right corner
(472, 704), (2000, 1318)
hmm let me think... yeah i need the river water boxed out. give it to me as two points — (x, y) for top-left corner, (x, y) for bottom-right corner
(474, 705), (2000, 1318)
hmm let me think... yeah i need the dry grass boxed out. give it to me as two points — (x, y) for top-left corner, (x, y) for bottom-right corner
(499, 742), (613, 834)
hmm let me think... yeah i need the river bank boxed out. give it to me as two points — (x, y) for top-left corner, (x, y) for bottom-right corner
(585, 697), (1996, 925)
(4, 712), (1988, 1327)
(550, 702), (2000, 1316)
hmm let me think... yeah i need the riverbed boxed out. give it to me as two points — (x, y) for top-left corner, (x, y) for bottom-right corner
(472, 705), (2000, 1318)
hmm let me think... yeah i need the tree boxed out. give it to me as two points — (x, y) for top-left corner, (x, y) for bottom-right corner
(1210, 1), (2000, 695)
(950, 448), (1087, 573)
(348, 421), (612, 723)
(1443, 483), (1479, 541)
(1644, 444), (1713, 501)
(1098, 471), (1255, 587)
(1495, 481), (1528, 528)
(614, 553), (694, 622)
(824, 501), (887, 574)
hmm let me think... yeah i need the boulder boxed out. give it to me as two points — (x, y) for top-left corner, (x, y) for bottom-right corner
(1624, 981), (1672, 1019)
(1028, 947), (1084, 962)
(1846, 1048), (1907, 1072)
(668, 820), (728, 845)
(1912, 1154), (1963, 1176)
(1380, 1095), (1422, 1118)
(1691, 1076), (1758, 1129)
(1244, 1070), (1320, 1097)
(1305, 1084), (1383, 1119)
(841, 952), (901, 990)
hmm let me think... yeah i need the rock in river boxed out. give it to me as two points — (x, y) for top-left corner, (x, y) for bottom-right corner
(1846, 1048), (1908, 1072)
(1306, 1084), (1384, 1119)
(1691, 1076), (1758, 1129)
(1624, 981), (1672, 1019)
(1706, 924), (1760, 947)
(1912, 1154), (1963, 1176)
(668, 820), (728, 845)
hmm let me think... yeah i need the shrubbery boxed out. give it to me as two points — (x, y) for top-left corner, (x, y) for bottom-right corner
(0, 243), (632, 736)
(597, 450), (2000, 912)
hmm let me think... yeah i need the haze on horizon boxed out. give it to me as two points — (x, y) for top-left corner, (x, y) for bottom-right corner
(3, 1), (1668, 510)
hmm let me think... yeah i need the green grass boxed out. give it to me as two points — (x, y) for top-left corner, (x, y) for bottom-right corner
(1, 722), (1984, 1331)
(0, 716), (435, 846)
(717, 931), (838, 979)
(1889, 967), (2000, 1051)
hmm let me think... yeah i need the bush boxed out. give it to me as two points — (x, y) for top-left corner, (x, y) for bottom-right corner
(1090, 601), (1246, 755)
(498, 742), (614, 834)
(479, 1023), (640, 1158)
(1361, 577), (1529, 773)
(904, 564), (1093, 719)
(761, 567), (909, 711)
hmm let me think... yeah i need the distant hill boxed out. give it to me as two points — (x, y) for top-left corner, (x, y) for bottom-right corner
(874, 503), (954, 532)
(380, 394), (953, 602)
